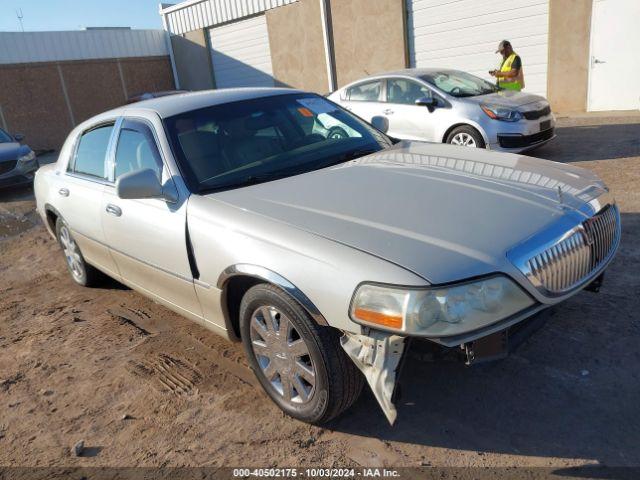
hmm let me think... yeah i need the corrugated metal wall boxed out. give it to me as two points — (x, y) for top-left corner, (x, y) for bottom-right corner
(0, 30), (168, 65)
(407, 0), (550, 96)
(161, 0), (298, 34)
(208, 15), (274, 88)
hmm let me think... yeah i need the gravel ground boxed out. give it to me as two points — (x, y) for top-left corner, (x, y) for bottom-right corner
(0, 115), (638, 469)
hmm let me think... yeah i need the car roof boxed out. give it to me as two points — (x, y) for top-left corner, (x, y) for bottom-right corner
(105, 87), (306, 119)
(343, 68), (463, 85)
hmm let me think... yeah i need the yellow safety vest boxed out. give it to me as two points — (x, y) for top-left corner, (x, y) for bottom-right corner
(498, 53), (524, 91)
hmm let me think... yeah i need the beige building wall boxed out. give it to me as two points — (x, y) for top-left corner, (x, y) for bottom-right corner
(0, 56), (174, 150)
(547, 0), (593, 113)
(171, 29), (215, 91)
(266, 0), (330, 93)
(329, 0), (407, 87)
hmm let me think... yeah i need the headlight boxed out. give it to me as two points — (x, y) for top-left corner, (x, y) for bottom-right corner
(350, 275), (534, 337)
(17, 151), (36, 163)
(481, 104), (522, 122)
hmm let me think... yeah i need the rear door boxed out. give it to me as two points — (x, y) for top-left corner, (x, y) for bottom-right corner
(341, 79), (384, 124)
(101, 118), (203, 319)
(57, 122), (119, 277)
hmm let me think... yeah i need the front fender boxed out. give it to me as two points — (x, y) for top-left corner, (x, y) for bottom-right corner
(217, 264), (328, 326)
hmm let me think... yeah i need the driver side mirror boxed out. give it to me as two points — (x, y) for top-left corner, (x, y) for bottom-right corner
(415, 97), (437, 108)
(116, 168), (176, 203)
(14, 133), (25, 142)
(370, 115), (389, 133)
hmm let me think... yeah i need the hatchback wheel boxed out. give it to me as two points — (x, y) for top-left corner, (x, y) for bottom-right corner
(240, 283), (363, 424)
(55, 217), (103, 287)
(446, 125), (485, 148)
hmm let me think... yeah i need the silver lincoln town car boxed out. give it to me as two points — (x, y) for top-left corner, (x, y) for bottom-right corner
(35, 88), (620, 424)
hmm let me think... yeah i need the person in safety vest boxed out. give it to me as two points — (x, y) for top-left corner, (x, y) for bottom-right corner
(489, 40), (525, 91)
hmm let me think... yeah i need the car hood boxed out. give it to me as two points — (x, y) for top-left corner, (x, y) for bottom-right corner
(0, 142), (30, 162)
(208, 142), (606, 284)
(463, 90), (547, 108)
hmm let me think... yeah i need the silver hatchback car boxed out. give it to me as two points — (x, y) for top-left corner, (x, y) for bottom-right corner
(328, 68), (556, 153)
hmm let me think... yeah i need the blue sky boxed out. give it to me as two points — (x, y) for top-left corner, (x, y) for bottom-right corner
(1, 0), (165, 31)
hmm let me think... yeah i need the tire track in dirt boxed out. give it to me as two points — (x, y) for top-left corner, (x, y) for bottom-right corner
(126, 354), (203, 396)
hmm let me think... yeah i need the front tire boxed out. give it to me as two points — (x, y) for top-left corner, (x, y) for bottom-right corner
(446, 125), (485, 148)
(55, 217), (103, 287)
(239, 284), (363, 424)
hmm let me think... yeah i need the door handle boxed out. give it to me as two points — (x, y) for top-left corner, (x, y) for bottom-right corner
(58, 188), (69, 197)
(383, 109), (394, 115)
(105, 204), (122, 217)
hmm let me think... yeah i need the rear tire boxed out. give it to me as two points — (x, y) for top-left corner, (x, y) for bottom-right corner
(240, 283), (363, 424)
(446, 125), (485, 148)
(55, 217), (104, 287)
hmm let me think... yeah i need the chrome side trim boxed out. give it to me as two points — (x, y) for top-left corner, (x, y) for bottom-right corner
(194, 278), (211, 289)
(217, 264), (329, 326)
(71, 228), (194, 284)
(65, 171), (114, 186)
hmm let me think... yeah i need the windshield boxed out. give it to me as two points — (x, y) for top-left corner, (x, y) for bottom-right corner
(421, 71), (499, 97)
(0, 129), (13, 143)
(164, 93), (391, 193)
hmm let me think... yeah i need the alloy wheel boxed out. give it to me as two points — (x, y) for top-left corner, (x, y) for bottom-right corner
(59, 225), (84, 281)
(249, 305), (316, 404)
(451, 132), (477, 147)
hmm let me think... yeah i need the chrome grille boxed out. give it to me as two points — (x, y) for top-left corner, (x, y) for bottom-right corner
(526, 205), (619, 293)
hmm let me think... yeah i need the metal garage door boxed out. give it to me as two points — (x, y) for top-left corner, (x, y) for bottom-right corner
(407, 0), (549, 97)
(208, 14), (274, 89)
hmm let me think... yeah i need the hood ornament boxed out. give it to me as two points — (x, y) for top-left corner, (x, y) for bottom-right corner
(557, 185), (564, 204)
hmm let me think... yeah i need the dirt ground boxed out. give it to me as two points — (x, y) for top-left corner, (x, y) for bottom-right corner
(1, 115), (639, 469)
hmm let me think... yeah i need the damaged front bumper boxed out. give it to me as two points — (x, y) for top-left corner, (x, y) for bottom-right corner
(341, 308), (553, 425)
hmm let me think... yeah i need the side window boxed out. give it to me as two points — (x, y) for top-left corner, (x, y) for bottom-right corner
(114, 120), (164, 181)
(72, 124), (114, 178)
(386, 79), (431, 105)
(346, 80), (382, 102)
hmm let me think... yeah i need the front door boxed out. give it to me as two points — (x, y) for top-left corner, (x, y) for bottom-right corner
(588, 0), (640, 111)
(382, 78), (440, 141)
(101, 118), (203, 319)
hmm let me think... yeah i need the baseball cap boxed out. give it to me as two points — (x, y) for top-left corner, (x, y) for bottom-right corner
(496, 40), (511, 53)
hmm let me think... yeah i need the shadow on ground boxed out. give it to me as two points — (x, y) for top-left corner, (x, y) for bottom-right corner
(329, 212), (640, 467)
(536, 122), (640, 163)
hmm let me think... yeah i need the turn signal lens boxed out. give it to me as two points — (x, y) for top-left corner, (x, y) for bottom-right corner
(480, 105), (498, 119)
(350, 284), (406, 330)
(353, 308), (403, 329)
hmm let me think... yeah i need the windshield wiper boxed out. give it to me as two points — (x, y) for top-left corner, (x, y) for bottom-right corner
(200, 171), (292, 193)
(326, 148), (380, 165)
